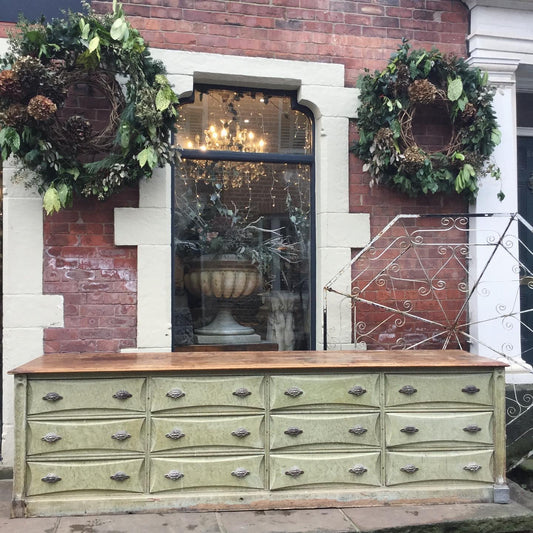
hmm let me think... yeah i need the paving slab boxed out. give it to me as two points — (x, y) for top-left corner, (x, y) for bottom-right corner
(217, 508), (358, 533)
(56, 511), (223, 532)
(342, 501), (533, 533)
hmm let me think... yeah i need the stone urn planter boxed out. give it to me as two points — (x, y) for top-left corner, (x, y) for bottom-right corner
(183, 255), (262, 343)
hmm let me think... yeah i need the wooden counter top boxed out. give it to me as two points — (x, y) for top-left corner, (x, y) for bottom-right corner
(9, 349), (507, 375)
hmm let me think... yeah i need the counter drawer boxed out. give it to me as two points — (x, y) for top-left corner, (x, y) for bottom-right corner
(26, 458), (145, 496)
(385, 450), (494, 486)
(270, 452), (381, 490)
(385, 373), (493, 408)
(27, 419), (146, 456)
(27, 378), (146, 416)
(151, 415), (264, 452)
(270, 413), (380, 450)
(150, 455), (265, 493)
(385, 412), (493, 449)
(150, 376), (265, 412)
(270, 374), (380, 411)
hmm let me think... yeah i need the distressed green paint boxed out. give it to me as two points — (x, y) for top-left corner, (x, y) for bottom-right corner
(385, 373), (493, 408)
(27, 418), (146, 456)
(270, 412), (380, 450)
(270, 374), (381, 410)
(27, 378), (146, 415)
(150, 415), (265, 452)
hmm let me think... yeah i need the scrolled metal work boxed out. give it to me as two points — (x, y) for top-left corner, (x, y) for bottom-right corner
(323, 213), (533, 472)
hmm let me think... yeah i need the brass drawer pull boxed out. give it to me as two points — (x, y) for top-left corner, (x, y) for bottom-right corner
(42, 392), (63, 402)
(41, 432), (62, 443)
(110, 472), (130, 481)
(462, 385), (480, 394)
(165, 470), (184, 480)
(231, 468), (250, 478)
(166, 388), (185, 399)
(349, 425), (368, 435)
(399, 385), (417, 395)
(400, 464), (419, 474)
(284, 427), (303, 436)
(463, 424), (482, 433)
(348, 385), (367, 396)
(284, 386), (304, 398)
(166, 428), (185, 440)
(349, 465), (368, 475)
(111, 430), (131, 441)
(400, 426), (419, 434)
(41, 473), (61, 483)
(463, 463), (482, 472)
(231, 428), (251, 438)
(233, 388), (252, 398)
(285, 467), (304, 477)
(112, 390), (132, 400)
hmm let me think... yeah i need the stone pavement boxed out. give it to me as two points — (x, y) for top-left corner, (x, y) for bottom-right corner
(1, 479), (533, 533)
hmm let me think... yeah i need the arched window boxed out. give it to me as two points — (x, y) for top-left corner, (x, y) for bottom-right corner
(173, 86), (314, 350)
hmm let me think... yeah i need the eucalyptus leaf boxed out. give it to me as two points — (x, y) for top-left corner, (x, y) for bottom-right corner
(447, 77), (463, 101)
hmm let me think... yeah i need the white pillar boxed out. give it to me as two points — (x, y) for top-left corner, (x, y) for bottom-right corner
(468, 58), (532, 382)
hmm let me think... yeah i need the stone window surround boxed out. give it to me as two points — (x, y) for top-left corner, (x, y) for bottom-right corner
(114, 49), (369, 352)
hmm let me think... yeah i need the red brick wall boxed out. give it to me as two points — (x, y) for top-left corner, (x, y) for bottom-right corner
(4, 1), (471, 352)
(43, 190), (138, 353)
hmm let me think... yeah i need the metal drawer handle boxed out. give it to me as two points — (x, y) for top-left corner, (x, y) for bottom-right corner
(462, 385), (480, 394)
(348, 385), (367, 396)
(284, 386), (304, 398)
(349, 465), (368, 475)
(42, 392), (63, 402)
(463, 424), (482, 433)
(41, 432), (62, 443)
(165, 470), (184, 480)
(399, 385), (417, 395)
(463, 463), (482, 472)
(110, 472), (130, 481)
(112, 390), (132, 400)
(400, 426), (419, 434)
(285, 467), (304, 477)
(231, 428), (251, 438)
(111, 430), (131, 441)
(231, 468), (250, 478)
(233, 388), (252, 398)
(349, 425), (368, 436)
(41, 473), (61, 483)
(284, 427), (303, 436)
(400, 464), (419, 474)
(166, 428), (185, 440)
(166, 388), (185, 399)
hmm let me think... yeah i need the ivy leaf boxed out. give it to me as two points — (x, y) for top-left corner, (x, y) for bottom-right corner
(155, 88), (171, 112)
(0, 127), (21, 159)
(43, 187), (61, 215)
(110, 18), (128, 41)
(137, 146), (157, 168)
(491, 128), (502, 145)
(57, 183), (72, 208)
(447, 77), (463, 102)
(88, 36), (100, 53)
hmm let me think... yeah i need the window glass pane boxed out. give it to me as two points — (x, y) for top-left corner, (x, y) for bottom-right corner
(175, 88), (312, 155)
(174, 159), (311, 350)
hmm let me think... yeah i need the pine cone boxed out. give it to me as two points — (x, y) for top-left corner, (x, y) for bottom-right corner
(460, 103), (477, 124)
(4, 103), (28, 126)
(66, 115), (92, 143)
(393, 63), (410, 96)
(12, 56), (47, 98)
(27, 95), (57, 121)
(0, 69), (23, 101)
(402, 145), (426, 173)
(408, 79), (437, 104)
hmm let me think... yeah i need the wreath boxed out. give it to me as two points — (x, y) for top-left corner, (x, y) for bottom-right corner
(351, 40), (502, 201)
(0, 1), (179, 213)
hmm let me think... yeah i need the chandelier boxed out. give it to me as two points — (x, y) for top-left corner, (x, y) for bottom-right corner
(185, 121), (266, 153)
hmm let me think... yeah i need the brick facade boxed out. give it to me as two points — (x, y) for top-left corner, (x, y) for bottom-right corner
(4, 1), (470, 353)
